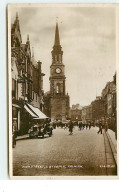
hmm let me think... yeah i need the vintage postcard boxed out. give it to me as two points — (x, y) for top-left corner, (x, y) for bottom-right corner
(8, 4), (118, 179)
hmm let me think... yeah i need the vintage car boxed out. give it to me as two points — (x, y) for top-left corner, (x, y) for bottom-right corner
(37, 126), (45, 138)
(42, 124), (53, 137)
(28, 125), (40, 138)
(28, 124), (53, 138)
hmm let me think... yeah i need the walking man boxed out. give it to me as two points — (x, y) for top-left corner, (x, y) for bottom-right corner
(97, 121), (103, 134)
(78, 122), (82, 130)
(89, 123), (91, 130)
(69, 121), (74, 135)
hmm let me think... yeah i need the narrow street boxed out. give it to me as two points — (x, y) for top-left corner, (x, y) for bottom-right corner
(13, 126), (117, 176)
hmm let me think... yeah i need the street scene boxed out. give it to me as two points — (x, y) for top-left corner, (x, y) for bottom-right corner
(13, 126), (116, 176)
(9, 5), (117, 177)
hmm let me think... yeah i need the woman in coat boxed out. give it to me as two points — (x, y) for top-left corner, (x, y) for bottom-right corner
(69, 121), (74, 135)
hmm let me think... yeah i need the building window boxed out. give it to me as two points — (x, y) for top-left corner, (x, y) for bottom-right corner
(21, 83), (25, 96)
(12, 79), (17, 99)
(59, 54), (61, 62)
(55, 55), (57, 62)
(29, 84), (32, 100)
(36, 94), (37, 101)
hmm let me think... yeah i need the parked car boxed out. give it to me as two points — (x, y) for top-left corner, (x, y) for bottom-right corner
(37, 126), (44, 138)
(43, 123), (53, 137)
(28, 125), (39, 138)
(28, 123), (53, 138)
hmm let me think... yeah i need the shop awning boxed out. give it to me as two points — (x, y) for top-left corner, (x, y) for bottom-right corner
(24, 103), (49, 119)
(28, 104), (48, 119)
(24, 104), (38, 118)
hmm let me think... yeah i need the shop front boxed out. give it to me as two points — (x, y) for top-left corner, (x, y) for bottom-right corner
(12, 104), (21, 133)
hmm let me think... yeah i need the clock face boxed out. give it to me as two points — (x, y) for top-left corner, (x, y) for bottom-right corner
(56, 68), (61, 74)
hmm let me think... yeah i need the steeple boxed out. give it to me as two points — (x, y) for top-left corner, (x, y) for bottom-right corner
(54, 22), (60, 46)
(16, 12), (18, 20)
(52, 22), (63, 64)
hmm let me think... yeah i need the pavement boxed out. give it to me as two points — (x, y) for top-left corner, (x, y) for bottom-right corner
(107, 129), (117, 151)
(105, 129), (117, 165)
(16, 134), (29, 141)
(13, 126), (117, 176)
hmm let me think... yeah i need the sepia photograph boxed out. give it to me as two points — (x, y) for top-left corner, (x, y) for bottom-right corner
(8, 4), (118, 178)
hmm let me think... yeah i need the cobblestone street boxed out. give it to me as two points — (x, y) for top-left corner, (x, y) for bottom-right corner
(13, 126), (117, 176)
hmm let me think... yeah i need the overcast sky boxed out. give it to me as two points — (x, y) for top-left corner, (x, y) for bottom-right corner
(10, 5), (116, 107)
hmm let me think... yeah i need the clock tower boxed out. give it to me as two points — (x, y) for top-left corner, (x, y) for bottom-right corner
(49, 22), (70, 121)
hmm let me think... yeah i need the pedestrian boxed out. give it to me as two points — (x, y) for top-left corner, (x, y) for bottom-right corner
(69, 121), (74, 135)
(89, 123), (91, 130)
(80, 122), (82, 130)
(78, 122), (81, 130)
(50, 122), (53, 135)
(97, 122), (103, 134)
(63, 123), (67, 130)
(104, 121), (108, 132)
(53, 122), (56, 129)
(86, 124), (88, 129)
(83, 123), (85, 129)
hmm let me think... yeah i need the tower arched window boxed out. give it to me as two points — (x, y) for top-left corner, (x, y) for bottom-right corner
(56, 83), (60, 93)
(55, 55), (57, 62)
(59, 54), (61, 63)
(57, 55), (59, 62)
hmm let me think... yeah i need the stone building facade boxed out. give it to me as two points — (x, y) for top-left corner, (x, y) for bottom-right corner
(71, 104), (82, 121)
(81, 105), (92, 123)
(101, 74), (116, 131)
(11, 13), (45, 134)
(91, 96), (105, 124)
(102, 79), (116, 118)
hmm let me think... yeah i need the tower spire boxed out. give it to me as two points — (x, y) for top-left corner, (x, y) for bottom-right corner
(54, 22), (60, 46)
(16, 12), (18, 20)
(27, 34), (29, 41)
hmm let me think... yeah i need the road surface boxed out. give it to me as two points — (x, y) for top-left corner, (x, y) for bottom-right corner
(13, 126), (117, 176)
